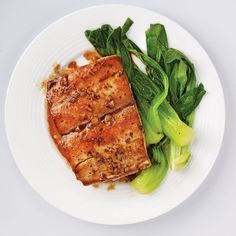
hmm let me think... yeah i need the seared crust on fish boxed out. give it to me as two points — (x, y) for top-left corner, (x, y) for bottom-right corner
(47, 56), (134, 134)
(47, 56), (151, 185)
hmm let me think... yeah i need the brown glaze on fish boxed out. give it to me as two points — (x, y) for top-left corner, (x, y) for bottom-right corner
(47, 55), (151, 185)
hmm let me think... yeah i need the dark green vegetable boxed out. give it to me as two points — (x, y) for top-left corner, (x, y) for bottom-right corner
(174, 83), (206, 120)
(164, 48), (206, 123)
(85, 25), (113, 56)
(162, 49), (205, 169)
(85, 19), (195, 146)
(85, 18), (206, 192)
(144, 24), (205, 169)
(165, 48), (196, 92)
(146, 23), (168, 66)
(126, 47), (169, 133)
(121, 17), (134, 36)
(124, 42), (194, 146)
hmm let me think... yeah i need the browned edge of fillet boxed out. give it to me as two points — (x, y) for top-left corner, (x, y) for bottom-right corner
(46, 55), (151, 185)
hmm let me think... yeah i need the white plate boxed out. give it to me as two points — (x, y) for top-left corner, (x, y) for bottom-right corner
(5, 5), (225, 225)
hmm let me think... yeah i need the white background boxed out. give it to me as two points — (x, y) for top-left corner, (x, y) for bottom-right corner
(0, 0), (235, 235)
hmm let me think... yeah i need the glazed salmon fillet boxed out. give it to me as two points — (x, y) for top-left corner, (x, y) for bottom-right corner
(47, 56), (134, 134)
(47, 55), (151, 185)
(59, 106), (150, 185)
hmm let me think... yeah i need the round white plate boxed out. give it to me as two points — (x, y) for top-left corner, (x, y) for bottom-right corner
(5, 5), (225, 225)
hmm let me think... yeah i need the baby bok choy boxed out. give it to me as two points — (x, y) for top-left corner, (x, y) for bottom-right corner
(124, 42), (194, 147)
(145, 23), (205, 169)
(84, 18), (206, 193)
(164, 49), (205, 169)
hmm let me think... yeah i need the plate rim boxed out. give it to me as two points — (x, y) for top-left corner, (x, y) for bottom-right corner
(5, 4), (226, 225)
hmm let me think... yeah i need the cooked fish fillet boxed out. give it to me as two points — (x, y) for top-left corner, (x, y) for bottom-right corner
(47, 55), (151, 185)
(59, 106), (151, 185)
(47, 56), (134, 134)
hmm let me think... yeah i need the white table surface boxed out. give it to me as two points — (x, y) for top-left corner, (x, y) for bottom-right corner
(1, 0), (236, 235)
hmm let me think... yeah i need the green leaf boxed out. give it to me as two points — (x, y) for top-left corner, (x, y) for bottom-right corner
(174, 83), (206, 120)
(169, 60), (188, 104)
(146, 24), (168, 63)
(163, 48), (203, 170)
(165, 48), (196, 91)
(85, 24), (114, 56)
(124, 47), (169, 133)
(121, 17), (134, 36)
